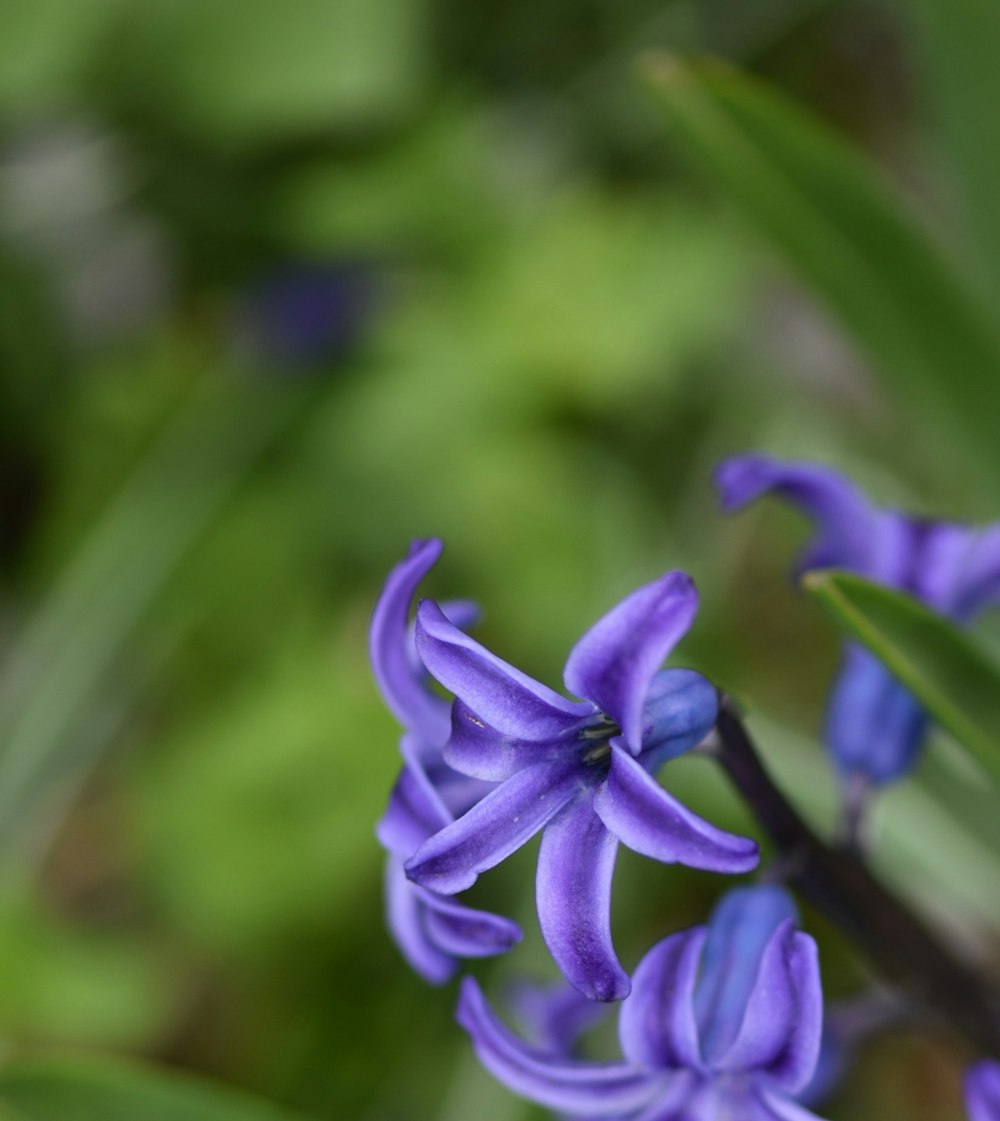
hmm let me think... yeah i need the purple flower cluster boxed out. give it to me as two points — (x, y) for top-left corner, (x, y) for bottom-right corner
(458, 885), (825, 1121)
(370, 455), (1000, 1120)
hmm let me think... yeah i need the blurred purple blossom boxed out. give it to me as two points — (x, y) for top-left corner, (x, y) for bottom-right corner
(966, 1060), (1000, 1121)
(717, 454), (1000, 787)
(235, 261), (379, 370)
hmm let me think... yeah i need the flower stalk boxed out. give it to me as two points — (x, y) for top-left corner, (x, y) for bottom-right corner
(714, 696), (1000, 1055)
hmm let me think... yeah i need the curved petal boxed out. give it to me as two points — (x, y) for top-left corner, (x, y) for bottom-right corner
(694, 886), (798, 1064)
(456, 978), (660, 1117)
(640, 669), (719, 768)
(949, 525), (1000, 621)
(563, 572), (700, 753)
(825, 646), (927, 786)
(510, 982), (610, 1056)
(630, 1074), (708, 1121)
(445, 700), (565, 781)
(370, 539), (450, 741)
(965, 1060), (1000, 1121)
(594, 747), (759, 873)
(750, 1086), (829, 1121)
(384, 857), (455, 985)
(536, 798), (628, 1002)
(376, 753), (452, 857)
(416, 600), (591, 740)
(405, 758), (583, 894)
(619, 928), (705, 1071)
(417, 887), (523, 958)
(713, 925), (823, 1093)
(715, 455), (877, 575)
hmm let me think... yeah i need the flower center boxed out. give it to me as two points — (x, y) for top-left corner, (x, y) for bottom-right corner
(578, 717), (619, 766)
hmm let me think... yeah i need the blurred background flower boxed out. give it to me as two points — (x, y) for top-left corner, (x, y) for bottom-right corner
(0, 1), (997, 1119)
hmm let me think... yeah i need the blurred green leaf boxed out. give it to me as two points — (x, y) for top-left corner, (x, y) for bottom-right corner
(905, 0), (1000, 304)
(804, 570), (1000, 785)
(0, 1056), (314, 1121)
(135, 635), (389, 954)
(641, 54), (1000, 478)
(0, 378), (300, 852)
(117, 0), (426, 143)
(0, 0), (121, 111)
(0, 877), (175, 1047)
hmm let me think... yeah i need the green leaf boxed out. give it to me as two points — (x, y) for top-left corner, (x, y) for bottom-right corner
(905, 0), (1000, 304)
(803, 570), (1000, 784)
(640, 54), (1000, 481)
(0, 1056), (315, 1121)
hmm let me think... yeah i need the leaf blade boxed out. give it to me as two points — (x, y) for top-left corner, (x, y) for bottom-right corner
(640, 54), (1000, 480)
(804, 570), (1000, 784)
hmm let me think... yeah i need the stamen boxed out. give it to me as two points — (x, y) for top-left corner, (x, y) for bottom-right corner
(582, 741), (612, 766)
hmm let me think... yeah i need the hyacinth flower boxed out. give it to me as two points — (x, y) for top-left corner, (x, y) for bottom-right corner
(967, 1062), (1000, 1121)
(371, 539), (522, 983)
(458, 885), (825, 1121)
(716, 454), (1000, 788)
(511, 979), (611, 1057)
(406, 570), (759, 1001)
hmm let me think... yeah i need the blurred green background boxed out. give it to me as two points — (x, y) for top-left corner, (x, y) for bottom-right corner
(0, 1), (999, 1118)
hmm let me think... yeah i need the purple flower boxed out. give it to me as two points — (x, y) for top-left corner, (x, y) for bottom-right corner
(716, 454), (1000, 786)
(235, 261), (380, 371)
(457, 885), (826, 1120)
(405, 570), (758, 1001)
(511, 980), (611, 1057)
(371, 539), (522, 983)
(967, 1061), (1000, 1121)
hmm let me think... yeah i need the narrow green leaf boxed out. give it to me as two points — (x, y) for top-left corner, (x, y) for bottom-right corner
(640, 54), (1000, 479)
(0, 377), (301, 850)
(0, 1056), (315, 1121)
(905, 0), (1000, 304)
(803, 570), (1000, 784)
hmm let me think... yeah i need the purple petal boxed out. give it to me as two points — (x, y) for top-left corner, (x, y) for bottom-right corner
(563, 572), (700, 753)
(456, 978), (661, 1117)
(715, 455), (877, 574)
(749, 1087), (828, 1121)
(630, 1074), (709, 1121)
(619, 928), (705, 1071)
(640, 669), (719, 768)
(825, 646), (927, 786)
(694, 886), (798, 1064)
(416, 600), (591, 740)
(376, 750), (452, 857)
(948, 526), (1000, 621)
(536, 798), (628, 1002)
(445, 700), (565, 781)
(594, 747), (759, 873)
(384, 857), (455, 985)
(966, 1060), (1000, 1121)
(370, 539), (450, 742)
(511, 981), (611, 1056)
(416, 886), (523, 958)
(713, 924), (823, 1092)
(405, 758), (583, 894)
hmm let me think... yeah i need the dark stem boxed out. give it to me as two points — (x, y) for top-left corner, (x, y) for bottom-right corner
(714, 698), (1000, 1056)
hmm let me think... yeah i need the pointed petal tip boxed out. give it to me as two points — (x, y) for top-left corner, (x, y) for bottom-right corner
(407, 536), (444, 561)
(403, 849), (479, 895)
(714, 453), (774, 512)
